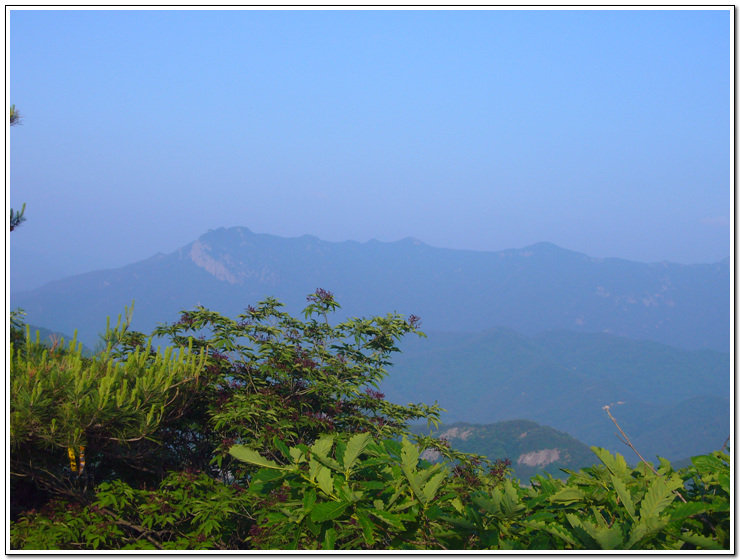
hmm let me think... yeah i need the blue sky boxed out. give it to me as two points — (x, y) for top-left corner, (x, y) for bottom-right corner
(8, 8), (731, 291)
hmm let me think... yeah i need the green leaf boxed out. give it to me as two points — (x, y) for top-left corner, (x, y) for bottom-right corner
(640, 476), (679, 520)
(668, 500), (707, 520)
(421, 471), (446, 504)
(677, 531), (723, 550)
(343, 432), (372, 471)
(400, 437), (420, 472)
(311, 434), (335, 458)
(311, 501), (350, 523)
(549, 486), (586, 505)
(610, 474), (636, 521)
(316, 466), (335, 497)
(566, 513), (624, 550)
(322, 527), (337, 550)
(303, 489), (317, 513)
(592, 447), (631, 480)
(355, 510), (376, 546)
(520, 520), (577, 547)
(229, 445), (287, 470)
(370, 509), (406, 530)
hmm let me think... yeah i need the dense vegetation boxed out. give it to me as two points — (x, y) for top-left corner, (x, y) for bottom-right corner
(9, 292), (730, 550)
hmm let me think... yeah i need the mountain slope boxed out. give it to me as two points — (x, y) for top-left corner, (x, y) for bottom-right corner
(411, 420), (597, 482)
(382, 328), (729, 462)
(10, 227), (730, 351)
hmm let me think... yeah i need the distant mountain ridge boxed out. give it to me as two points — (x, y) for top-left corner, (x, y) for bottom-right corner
(10, 226), (729, 351)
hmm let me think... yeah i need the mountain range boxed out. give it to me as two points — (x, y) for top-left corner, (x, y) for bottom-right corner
(10, 226), (730, 352)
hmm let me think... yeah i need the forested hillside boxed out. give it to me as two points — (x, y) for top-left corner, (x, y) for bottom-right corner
(383, 328), (729, 462)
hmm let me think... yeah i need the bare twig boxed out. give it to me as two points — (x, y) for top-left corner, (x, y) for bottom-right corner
(603, 405), (665, 480)
(603, 405), (719, 534)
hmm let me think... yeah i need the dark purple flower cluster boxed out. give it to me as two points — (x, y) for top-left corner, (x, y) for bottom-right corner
(364, 388), (385, 400)
(307, 288), (334, 304)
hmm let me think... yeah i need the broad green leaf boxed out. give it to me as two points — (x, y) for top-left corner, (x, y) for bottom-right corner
(370, 509), (406, 530)
(289, 446), (306, 464)
(229, 445), (286, 470)
(566, 513), (625, 549)
(549, 486), (586, 505)
(311, 434), (335, 458)
(316, 466), (334, 496)
(625, 517), (670, 549)
(640, 476), (679, 520)
(421, 471), (447, 504)
(401, 467), (426, 504)
(343, 432), (372, 471)
(592, 447), (631, 480)
(520, 520), (577, 547)
(303, 489), (317, 513)
(451, 497), (464, 513)
(400, 437), (420, 472)
(355, 510), (376, 546)
(610, 474), (636, 521)
(668, 500), (707, 520)
(273, 437), (291, 460)
(676, 531), (723, 550)
(312, 501), (350, 523)
(472, 493), (501, 515)
(322, 527), (337, 550)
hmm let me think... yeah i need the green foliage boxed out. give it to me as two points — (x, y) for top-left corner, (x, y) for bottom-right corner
(149, 290), (444, 475)
(9, 292), (730, 551)
(228, 433), (497, 549)
(10, 320), (206, 504)
(11, 471), (249, 550)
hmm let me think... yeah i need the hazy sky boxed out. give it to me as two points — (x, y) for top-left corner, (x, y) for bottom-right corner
(8, 8), (731, 291)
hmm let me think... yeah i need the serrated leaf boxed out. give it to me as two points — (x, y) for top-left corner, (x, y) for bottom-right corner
(402, 468), (426, 503)
(355, 510), (376, 546)
(229, 445), (286, 470)
(520, 519), (578, 547)
(640, 476), (679, 520)
(451, 497), (464, 513)
(370, 509), (406, 529)
(677, 530), (723, 550)
(316, 466), (334, 496)
(311, 434), (335, 458)
(439, 515), (477, 531)
(400, 437), (420, 472)
(668, 500), (707, 520)
(311, 501), (350, 523)
(289, 446), (306, 464)
(610, 474), (636, 521)
(567, 513), (625, 549)
(273, 436), (291, 460)
(549, 486), (586, 505)
(303, 488), (317, 512)
(343, 432), (372, 471)
(471, 493), (501, 515)
(592, 447), (631, 480)
(422, 471), (447, 504)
